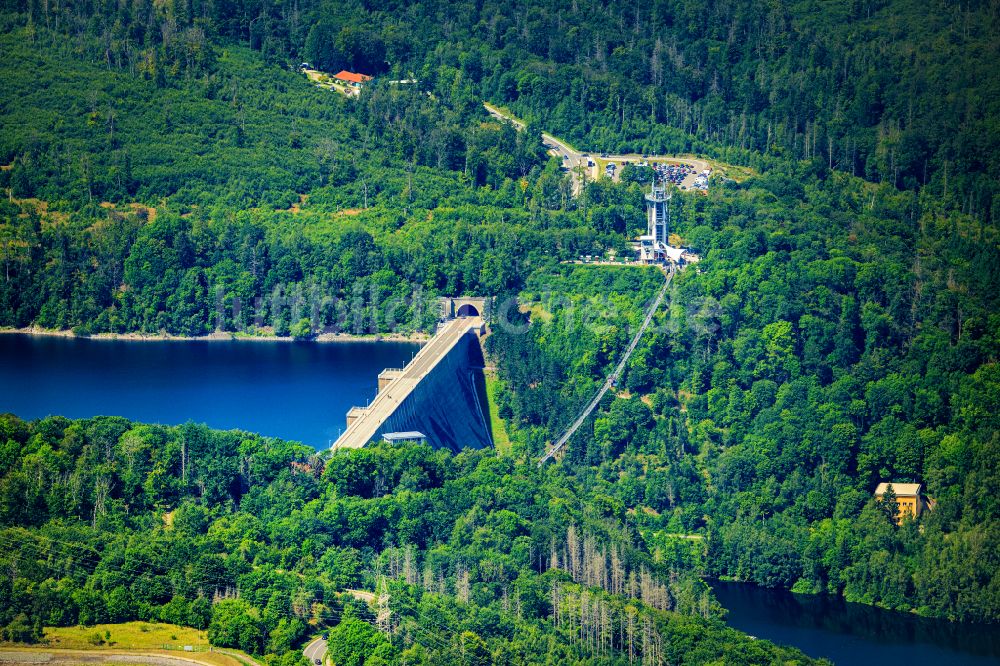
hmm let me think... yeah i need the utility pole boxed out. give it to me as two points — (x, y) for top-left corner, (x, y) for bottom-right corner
(375, 575), (391, 644)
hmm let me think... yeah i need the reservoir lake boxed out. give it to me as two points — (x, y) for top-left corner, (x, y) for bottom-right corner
(713, 581), (1000, 665)
(0, 333), (421, 448)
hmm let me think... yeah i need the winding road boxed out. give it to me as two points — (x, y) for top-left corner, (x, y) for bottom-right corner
(483, 103), (587, 194)
(483, 103), (710, 193)
(302, 637), (326, 666)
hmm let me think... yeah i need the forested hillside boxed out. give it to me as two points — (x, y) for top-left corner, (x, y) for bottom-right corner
(1, 0), (999, 661)
(6, 0), (997, 217)
(0, 414), (824, 665)
(489, 174), (1000, 622)
(0, 29), (612, 335)
(3, 0), (999, 334)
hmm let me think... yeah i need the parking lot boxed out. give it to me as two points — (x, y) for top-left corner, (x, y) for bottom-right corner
(653, 162), (695, 186)
(596, 156), (711, 191)
(482, 103), (714, 194)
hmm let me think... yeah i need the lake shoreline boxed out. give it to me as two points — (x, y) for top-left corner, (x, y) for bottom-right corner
(0, 326), (430, 344)
(0, 334), (421, 446)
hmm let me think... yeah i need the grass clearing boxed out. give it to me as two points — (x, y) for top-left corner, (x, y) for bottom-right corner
(519, 302), (553, 323)
(0, 652), (244, 666)
(484, 373), (512, 454)
(43, 622), (208, 650)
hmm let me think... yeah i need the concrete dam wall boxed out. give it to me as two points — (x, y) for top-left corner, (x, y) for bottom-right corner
(333, 317), (493, 452)
(373, 331), (491, 452)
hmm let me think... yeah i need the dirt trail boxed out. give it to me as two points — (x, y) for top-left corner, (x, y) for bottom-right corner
(0, 650), (248, 666)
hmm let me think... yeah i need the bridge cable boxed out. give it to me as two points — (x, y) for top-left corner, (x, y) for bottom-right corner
(538, 267), (674, 466)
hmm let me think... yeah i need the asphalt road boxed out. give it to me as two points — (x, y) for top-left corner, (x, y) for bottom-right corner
(483, 102), (710, 192)
(484, 103), (586, 194)
(302, 637), (326, 666)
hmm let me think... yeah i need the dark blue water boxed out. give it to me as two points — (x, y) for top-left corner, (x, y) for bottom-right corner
(712, 581), (1000, 665)
(0, 334), (421, 447)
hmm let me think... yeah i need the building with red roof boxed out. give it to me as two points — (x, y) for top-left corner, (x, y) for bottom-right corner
(333, 71), (373, 87)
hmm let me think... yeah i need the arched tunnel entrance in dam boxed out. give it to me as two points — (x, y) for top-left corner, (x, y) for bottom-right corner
(439, 296), (489, 321)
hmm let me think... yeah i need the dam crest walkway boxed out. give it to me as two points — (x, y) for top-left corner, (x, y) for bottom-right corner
(332, 316), (488, 450)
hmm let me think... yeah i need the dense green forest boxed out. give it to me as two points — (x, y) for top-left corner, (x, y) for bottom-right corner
(1, 0), (999, 661)
(3, 0), (999, 334)
(0, 414), (824, 664)
(5, 0), (998, 218)
(0, 26), (624, 335)
(488, 184), (1000, 622)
